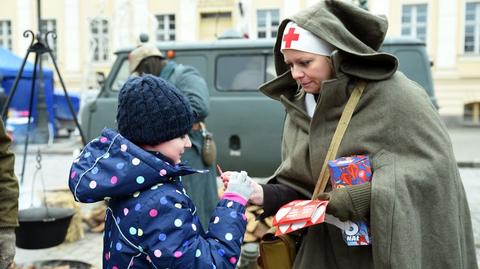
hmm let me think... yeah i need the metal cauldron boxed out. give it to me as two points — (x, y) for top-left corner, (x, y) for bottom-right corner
(15, 150), (75, 249)
(15, 206), (75, 249)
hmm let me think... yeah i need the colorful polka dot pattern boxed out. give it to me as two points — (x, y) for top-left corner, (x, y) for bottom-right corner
(69, 129), (246, 268)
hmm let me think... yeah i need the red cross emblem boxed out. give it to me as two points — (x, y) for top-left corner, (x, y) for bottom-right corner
(283, 27), (299, 49)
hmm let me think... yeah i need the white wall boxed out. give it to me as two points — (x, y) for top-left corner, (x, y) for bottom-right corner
(64, 0), (80, 72)
(369, 0), (389, 16)
(283, 0), (301, 17)
(435, 0), (457, 70)
(132, 0), (150, 45)
(179, 0), (198, 41)
(114, 0), (132, 50)
(16, 0), (31, 55)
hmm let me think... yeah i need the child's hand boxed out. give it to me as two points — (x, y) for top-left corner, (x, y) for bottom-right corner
(217, 165), (232, 190)
(220, 171), (234, 190)
(224, 171), (253, 201)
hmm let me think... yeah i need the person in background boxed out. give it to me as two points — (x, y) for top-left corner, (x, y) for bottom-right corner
(69, 75), (252, 268)
(241, 1), (477, 268)
(129, 44), (218, 228)
(0, 118), (18, 269)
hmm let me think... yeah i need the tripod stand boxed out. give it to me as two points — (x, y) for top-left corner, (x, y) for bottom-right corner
(1, 30), (86, 184)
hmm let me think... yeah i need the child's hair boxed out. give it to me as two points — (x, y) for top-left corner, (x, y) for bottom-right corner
(116, 75), (195, 146)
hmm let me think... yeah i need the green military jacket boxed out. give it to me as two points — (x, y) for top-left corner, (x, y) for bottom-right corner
(0, 119), (18, 228)
(160, 61), (218, 228)
(260, 1), (478, 268)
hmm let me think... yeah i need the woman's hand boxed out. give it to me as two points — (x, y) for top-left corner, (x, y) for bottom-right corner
(317, 182), (371, 222)
(249, 180), (264, 205)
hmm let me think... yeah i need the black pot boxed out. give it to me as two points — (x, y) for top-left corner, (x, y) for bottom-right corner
(15, 207), (75, 249)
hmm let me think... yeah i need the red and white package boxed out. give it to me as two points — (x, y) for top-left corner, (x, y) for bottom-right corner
(273, 199), (328, 236)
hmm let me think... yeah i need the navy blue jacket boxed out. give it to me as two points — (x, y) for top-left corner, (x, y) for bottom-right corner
(69, 128), (246, 268)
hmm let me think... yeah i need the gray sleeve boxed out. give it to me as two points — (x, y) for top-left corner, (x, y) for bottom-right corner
(174, 66), (210, 121)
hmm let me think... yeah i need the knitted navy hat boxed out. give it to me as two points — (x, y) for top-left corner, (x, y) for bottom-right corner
(116, 75), (195, 145)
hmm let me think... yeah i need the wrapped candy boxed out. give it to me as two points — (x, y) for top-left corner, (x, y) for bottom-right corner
(272, 199), (328, 236)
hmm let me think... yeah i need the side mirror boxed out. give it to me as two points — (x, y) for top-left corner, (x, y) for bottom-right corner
(96, 72), (106, 88)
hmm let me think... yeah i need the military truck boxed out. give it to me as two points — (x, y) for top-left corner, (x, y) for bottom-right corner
(80, 37), (437, 177)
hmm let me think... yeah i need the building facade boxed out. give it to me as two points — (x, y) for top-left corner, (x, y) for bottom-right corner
(0, 0), (479, 121)
(369, 0), (480, 123)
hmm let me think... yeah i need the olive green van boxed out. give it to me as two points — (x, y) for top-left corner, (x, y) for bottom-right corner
(81, 37), (437, 177)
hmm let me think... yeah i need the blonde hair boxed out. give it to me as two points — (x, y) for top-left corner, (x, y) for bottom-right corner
(294, 83), (305, 100)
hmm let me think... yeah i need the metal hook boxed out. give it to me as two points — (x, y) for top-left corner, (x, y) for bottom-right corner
(35, 149), (42, 171)
(23, 30), (35, 47)
(44, 31), (57, 49)
(30, 149), (48, 211)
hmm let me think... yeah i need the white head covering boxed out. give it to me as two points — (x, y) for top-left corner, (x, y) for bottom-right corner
(281, 21), (335, 56)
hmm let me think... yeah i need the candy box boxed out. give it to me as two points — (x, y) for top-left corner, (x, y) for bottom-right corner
(328, 155), (371, 188)
(326, 155), (372, 246)
(272, 199), (328, 236)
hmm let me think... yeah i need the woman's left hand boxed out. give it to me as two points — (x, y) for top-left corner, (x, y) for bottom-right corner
(249, 180), (264, 205)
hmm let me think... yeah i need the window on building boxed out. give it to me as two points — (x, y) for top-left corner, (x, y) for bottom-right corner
(464, 2), (480, 53)
(40, 19), (57, 59)
(401, 4), (428, 42)
(89, 18), (109, 62)
(156, 14), (175, 41)
(257, 9), (279, 39)
(0, 20), (12, 50)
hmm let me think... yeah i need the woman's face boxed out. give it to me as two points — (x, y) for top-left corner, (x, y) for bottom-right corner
(143, 135), (192, 164)
(282, 49), (333, 94)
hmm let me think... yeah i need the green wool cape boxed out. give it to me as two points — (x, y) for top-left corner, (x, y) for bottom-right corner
(260, 1), (478, 268)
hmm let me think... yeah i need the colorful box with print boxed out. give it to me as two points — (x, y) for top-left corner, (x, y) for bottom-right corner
(327, 155), (372, 246)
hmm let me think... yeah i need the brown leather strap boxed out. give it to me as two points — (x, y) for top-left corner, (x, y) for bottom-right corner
(191, 122), (202, 131)
(311, 80), (367, 199)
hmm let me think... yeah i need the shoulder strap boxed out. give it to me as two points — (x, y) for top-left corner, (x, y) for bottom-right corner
(311, 80), (367, 199)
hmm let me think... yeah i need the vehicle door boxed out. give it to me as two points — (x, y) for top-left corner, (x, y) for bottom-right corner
(208, 50), (284, 177)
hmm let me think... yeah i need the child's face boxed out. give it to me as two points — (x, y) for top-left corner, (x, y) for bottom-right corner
(145, 135), (192, 163)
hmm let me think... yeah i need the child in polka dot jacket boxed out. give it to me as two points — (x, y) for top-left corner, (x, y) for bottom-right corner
(69, 75), (253, 269)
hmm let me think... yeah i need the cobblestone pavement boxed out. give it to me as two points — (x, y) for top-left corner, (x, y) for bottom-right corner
(13, 166), (480, 268)
(10, 133), (480, 267)
(15, 233), (103, 268)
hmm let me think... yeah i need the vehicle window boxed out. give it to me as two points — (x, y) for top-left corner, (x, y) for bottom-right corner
(216, 55), (265, 91)
(395, 49), (430, 92)
(172, 55), (208, 79)
(111, 58), (130, 92)
(266, 55), (276, 82)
